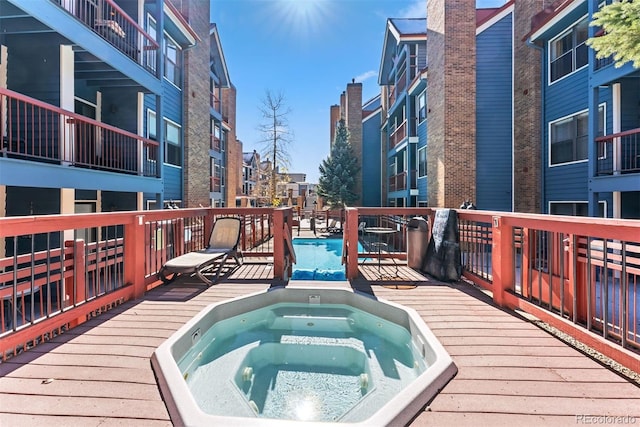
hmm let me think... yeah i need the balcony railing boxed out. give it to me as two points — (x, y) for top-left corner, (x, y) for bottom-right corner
(596, 128), (640, 175)
(0, 88), (159, 176)
(389, 120), (407, 149)
(396, 69), (407, 94)
(210, 176), (221, 192)
(389, 171), (406, 192)
(210, 92), (221, 114)
(52, 0), (159, 72)
(0, 207), (296, 359)
(211, 135), (221, 152)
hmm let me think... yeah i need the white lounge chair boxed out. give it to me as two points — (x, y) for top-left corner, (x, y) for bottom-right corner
(157, 217), (243, 286)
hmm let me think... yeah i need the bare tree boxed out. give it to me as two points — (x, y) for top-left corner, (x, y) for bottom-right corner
(256, 90), (294, 204)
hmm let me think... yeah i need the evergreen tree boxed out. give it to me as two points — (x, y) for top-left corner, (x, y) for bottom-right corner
(316, 119), (360, 208)
(586, 0), (640, 68)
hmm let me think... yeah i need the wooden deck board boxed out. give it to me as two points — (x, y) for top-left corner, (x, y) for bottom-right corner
(1, 268), (640, 427)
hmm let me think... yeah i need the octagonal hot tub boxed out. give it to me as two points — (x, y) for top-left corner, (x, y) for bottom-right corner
(152, 287), (457, 427)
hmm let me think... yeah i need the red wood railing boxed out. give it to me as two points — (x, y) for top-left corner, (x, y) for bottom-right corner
(210, 92), (221, 113)
(389, 120), (407, 149)
(0, 207), (294, 360)
(596, 127), (640, 175)
(210, 177), (221, 192)
(389, 171), (407, 192)
(211, 135), (221, 152)
(0, 87), (159, 176)
(52, 0), (159, 71)
(1, 206), (637, 372)
(344, 207), (640, 371)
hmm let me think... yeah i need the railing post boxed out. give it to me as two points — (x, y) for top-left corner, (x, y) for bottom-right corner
(521, 228), (531, 299)
(492, 216), (513, 307)
(124, 215), (146, 299)
(273, 208), (285, 280)
(65, 239), (86, 327)
(345, 208), (359, 280)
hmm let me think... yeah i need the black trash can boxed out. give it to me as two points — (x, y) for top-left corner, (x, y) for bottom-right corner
(407, 217), (428, 270)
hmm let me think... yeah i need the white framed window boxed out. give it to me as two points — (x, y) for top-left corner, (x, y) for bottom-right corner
(418, 146), (427, 177)
(145, 109), (158, 164)
(164, 35), (181, 87)
(549, 104), (605, 166)
(165, 119), (181, 166)
(549, 201), (606, 217)
(549, 17), (588, 83)
(146, 15), (157, 72)
(417, 90), (426, 123)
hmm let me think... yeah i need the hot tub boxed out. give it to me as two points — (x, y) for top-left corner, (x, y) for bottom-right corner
(152, 287), (457, 426)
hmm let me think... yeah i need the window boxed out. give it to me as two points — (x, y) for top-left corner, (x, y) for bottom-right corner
(418, 146), (427, 177)
(147, 110), (156, 140)
(550, 105), (604, 166)
(550, 201), (605, 217)
(550, 18), (588, 82)
(164, 36), (181, 87)
(417, 91), (426, 122)
(146, 110), (158, 162)
(146, 15), (157, 72)
(165, 120), (181, 166)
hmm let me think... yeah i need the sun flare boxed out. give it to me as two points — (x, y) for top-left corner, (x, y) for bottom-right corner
(271, 0), (332, 40)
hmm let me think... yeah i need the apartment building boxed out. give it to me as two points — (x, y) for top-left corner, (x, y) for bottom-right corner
(1, 0), (241, 219)
(330, 84), (382, 207)
(526, 0), (639, 218)
(378, 18), (427, 208)
(338, 0), (636, 216)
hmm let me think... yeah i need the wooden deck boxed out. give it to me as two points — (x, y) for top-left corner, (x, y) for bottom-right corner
(1, 266), (640, 426)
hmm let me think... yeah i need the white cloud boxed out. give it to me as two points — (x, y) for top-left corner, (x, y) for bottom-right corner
(398, 0), (426, 18)
(354, 70), (377, 83)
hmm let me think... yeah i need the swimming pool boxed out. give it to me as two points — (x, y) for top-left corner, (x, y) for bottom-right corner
(292, 238), (362, 281)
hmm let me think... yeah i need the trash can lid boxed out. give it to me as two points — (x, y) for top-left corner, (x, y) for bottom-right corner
(408, 216), (428, 230)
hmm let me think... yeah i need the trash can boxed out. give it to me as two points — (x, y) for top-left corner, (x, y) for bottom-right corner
(407, 217), (429, 270)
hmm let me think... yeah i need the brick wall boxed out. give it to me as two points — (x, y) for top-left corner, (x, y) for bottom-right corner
(513, 0), (553, 213)
(182, 0), (210, 208)
(329, 104), (340, 146)
(223, 85), (242, 207)
(427, 0), (476, 208)
(346, 82), (363, 206)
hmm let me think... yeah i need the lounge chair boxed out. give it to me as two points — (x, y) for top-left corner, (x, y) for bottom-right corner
(358, 221), (366, 235)
(327, 219), (341, 233)
(157, 217), (243, 286)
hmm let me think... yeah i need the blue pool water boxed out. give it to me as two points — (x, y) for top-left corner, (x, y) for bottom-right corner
(178, 302), (427, 422)
(292, 238), (361, 281)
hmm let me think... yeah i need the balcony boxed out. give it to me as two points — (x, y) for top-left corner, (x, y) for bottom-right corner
(210, 135), (221, 152)
(389, 120), (407, 149)
(52, 0), (159, 71)
(596, 128), (640, 176)
(1, 207), (639, 423)
(0, 87), (159, 177)
(210, 92), (221, 114)
(389, 171), (404, 192)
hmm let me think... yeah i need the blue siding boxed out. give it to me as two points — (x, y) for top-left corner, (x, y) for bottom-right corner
(476, 12), (513, 212)
(144, 81), (184, 204)
(362, 111), (382, 207)
(542, 64), (612, 211)
(163, 166), (182, 200)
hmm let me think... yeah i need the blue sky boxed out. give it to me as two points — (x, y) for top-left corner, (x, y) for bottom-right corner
(210, 0), (507, 183)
